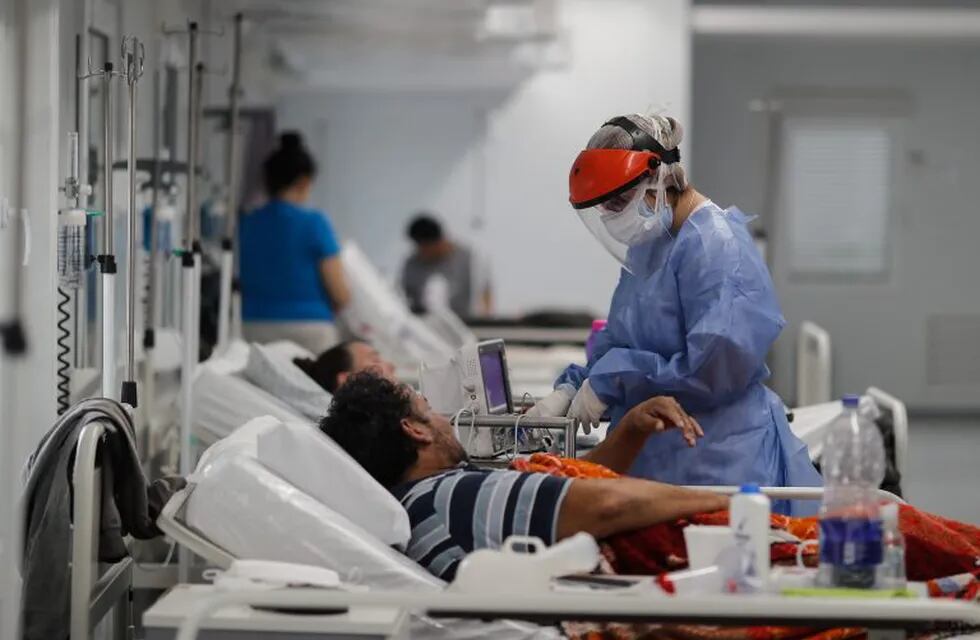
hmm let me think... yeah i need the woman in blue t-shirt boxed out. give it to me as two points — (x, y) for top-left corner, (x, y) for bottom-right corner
(239, 132), (351, 353)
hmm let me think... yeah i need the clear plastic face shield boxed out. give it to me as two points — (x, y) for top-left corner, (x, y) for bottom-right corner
(577, 181), (656, 268)
(569, 148), (674, 271)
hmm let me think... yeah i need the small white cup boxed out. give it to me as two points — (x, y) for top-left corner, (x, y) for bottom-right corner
(683, 525), (736, 569)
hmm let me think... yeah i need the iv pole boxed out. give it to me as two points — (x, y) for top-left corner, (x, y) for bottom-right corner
(89, 61), (120, 400)
(121, 37), (144, 408)
(142, 51), (162, 463)
(216, 12), (243, 352)
(162, 14), (220, 581)
(178, 21), (200, 582)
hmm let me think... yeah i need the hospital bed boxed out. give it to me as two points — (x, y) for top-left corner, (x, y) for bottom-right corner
(190, 340), (309, 447)
(191, 337), (583, 460)
(190, 334), (909, 479)
(142, 416), (976, 640)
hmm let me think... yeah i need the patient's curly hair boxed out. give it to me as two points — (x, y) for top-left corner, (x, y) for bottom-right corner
(319, 372), (421, 489)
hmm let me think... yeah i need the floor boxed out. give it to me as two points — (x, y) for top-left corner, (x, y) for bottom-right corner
(904, 417), (980, 525)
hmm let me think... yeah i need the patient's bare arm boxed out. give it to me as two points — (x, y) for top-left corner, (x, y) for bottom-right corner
(555, 478), (728, 541)
(581, 396), (704, 475)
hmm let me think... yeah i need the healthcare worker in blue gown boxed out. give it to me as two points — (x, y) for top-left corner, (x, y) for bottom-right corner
(528, 113), (822, 515)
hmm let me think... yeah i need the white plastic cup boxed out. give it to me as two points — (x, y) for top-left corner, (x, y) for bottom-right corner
(683, 525), (736, 569)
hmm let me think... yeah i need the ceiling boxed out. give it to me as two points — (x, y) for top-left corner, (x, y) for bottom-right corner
(221, 0), (562, 90)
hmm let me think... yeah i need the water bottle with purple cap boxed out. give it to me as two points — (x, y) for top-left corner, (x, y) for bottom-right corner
(817, 394), (887, 588)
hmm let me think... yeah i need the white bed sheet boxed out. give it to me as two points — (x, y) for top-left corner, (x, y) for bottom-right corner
(191, 340), (311, 445)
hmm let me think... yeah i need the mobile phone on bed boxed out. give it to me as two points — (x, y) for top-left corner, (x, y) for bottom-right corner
(555, 574), (649, 590)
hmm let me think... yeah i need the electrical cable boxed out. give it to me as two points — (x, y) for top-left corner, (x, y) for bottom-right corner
(510, 412), (527, 462)
(55, 287), (72, 415)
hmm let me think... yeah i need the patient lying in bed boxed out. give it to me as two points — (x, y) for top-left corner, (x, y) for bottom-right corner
(295, 340), (397, 393)
(320, 372), (728, 581)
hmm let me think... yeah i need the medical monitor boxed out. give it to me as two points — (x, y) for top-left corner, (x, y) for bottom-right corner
(477, 340), (513, 415)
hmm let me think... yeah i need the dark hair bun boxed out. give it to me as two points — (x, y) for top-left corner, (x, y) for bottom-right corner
(263, 131), (317, 195)
(280, 132), (304, 151)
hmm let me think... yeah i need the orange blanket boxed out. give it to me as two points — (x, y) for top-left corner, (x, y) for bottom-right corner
(510, 454), (980, 640)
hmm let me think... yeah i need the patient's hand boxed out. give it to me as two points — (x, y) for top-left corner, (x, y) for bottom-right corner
(620, 396), (704, 447)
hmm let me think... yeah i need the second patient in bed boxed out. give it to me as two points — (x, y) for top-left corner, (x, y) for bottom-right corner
(294, 340), (397, 393)
(320, 372), (727, 581)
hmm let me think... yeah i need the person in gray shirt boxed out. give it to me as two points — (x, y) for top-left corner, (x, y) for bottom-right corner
(401, 213), (492, 318)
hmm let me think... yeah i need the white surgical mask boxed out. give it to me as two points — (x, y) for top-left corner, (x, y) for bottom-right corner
(601, 193), (673, 247)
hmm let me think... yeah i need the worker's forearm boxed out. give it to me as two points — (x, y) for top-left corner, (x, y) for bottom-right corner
(330, 283), (351, 310)
(579, 423), (648, 475)
(557, 478), (728, 541)
(320, 257), (351, 311)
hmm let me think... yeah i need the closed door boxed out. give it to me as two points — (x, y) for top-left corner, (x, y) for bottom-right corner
(767, 97), (913, 406)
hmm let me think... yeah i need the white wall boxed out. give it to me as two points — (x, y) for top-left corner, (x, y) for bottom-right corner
(277, 0), (692, 316)
(693, 37), (980, 410)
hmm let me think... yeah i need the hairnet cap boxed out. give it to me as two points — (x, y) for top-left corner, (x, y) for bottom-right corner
(568, 148), (661, 210)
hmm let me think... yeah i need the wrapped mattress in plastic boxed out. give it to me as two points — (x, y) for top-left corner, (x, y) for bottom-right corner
(257, 420), (410, 546)
(185, 450), (557, 639)
(187, 452), (428, 590)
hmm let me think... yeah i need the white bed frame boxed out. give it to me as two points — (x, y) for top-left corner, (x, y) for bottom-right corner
(70, 420), (135, 640)
(172, 587), (980, 640)
(153, 483), (965, 640)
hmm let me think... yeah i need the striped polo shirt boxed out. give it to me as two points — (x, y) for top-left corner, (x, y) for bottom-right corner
(390, 464), (572, 581)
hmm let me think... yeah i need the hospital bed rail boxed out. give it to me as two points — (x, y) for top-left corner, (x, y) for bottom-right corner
(71, 419), (134, 640)
(866, 386), (910, 481)
(172, 585), (980, 640)
(684, 485), (906, 504)
(797, 321), (832, 407)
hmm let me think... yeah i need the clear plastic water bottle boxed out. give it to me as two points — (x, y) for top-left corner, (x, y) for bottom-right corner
(817, 394), (887, 589)
(876, 503), (907, 590)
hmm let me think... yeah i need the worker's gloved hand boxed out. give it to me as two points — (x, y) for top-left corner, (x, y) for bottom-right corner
(567, 379), (607, 435)
(525, 385), (575, 418)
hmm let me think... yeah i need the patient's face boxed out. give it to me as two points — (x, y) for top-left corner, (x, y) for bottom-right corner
(409, 390), (467, 465)
(349, 342), (396, 381)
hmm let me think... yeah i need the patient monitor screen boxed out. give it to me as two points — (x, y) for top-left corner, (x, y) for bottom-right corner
(479, 350), (510, 415)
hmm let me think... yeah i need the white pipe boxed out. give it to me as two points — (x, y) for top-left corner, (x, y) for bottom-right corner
(231, 288), (241, 340)
(101, 272), (116, 399)
(178, 256), (195, 582)
(70, 421), (105, 640)
(693, 5), (980, 39)
(217, 13), (243, 353)
(796, 321), (832, 408)
(0, 353), (18, 640)
(193, 253), (201, 373)
(216, 250), (232, 350)
(866, 386), (910, 481)
(684, 485), (905, 504)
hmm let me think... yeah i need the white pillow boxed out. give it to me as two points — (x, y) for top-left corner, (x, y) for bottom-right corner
(257, 421), (411, 546)
(263, 340), (315, 362)
(242, 343), (333, 421)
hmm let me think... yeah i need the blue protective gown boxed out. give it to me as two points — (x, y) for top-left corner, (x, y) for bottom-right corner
(558, 201), (821, 515)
